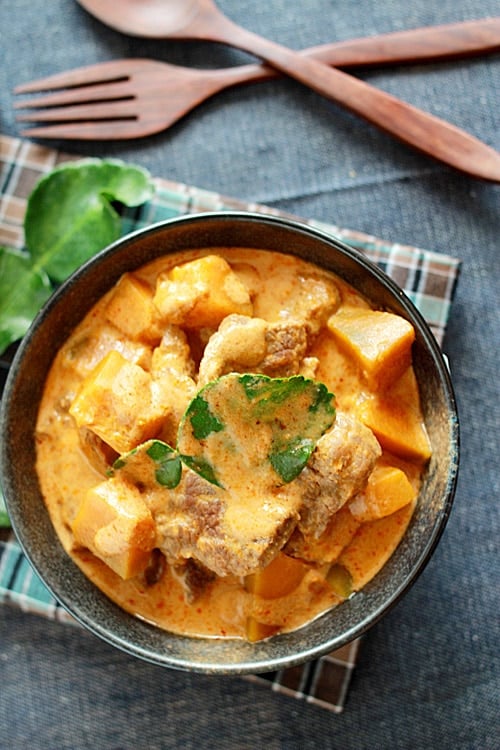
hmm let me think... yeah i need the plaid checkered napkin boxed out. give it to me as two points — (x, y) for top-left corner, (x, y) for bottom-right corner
(0, 134), (461, 713)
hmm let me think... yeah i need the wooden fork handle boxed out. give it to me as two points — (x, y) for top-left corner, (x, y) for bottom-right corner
(210, 16), (500, 182)
(249, 18), (500, 78)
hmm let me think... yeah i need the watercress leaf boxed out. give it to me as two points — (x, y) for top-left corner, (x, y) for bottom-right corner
(0, 247), (52, 354)
(269, 437), (316, 483)
(179, 455), (222, 487)
(183, 393), (225, 440)
(25, 159), (154, 282)
(177, 373), (335, 488)
(111, 439), (181, 490)
(154, 456), (183, 489)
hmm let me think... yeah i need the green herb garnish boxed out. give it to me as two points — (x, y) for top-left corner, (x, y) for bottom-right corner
(178, 373), (335, 488)
(185, 394), (225, 441)
(111, 439), (182, 490)
(112, 374), (335, 492)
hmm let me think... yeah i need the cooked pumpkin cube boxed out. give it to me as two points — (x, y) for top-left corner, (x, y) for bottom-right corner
(71, 477), (156, 579)
(153, 254), (253, 328)
(245, 617), (281, 642)
(245, 553), (310, 599)
(339, 501), (415, 589)
(349, 465), (417, 522)
(105, 273), (163, 344)
(69, 350), (163, 454)
(356, 367), (432, 462)
(327, 307), (415, 388)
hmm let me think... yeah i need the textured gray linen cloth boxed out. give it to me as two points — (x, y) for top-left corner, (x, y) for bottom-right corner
(0, 1), (498, 748)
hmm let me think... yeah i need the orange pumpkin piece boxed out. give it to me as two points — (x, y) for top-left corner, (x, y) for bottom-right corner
(245, 617), (281, 643)
(339, 502), (416, 589)
(69, 350), (163, 454)
(327, 307), (415, 388)
(153, 254), (252, 328)
(245, 552), (310, 599)
(105, 273), (163, 344)
(349, 465), (417, 522)
(357, 367), (432, 462)
(71, 477), (156, 580)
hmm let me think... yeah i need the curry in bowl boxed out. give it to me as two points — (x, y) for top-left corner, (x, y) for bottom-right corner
(35, 245), (431, 642)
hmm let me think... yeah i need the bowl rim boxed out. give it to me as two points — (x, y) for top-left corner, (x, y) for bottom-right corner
(0, 210), (459, 674)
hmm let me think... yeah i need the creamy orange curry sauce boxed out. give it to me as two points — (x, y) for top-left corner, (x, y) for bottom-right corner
(36, 248), (431, 642)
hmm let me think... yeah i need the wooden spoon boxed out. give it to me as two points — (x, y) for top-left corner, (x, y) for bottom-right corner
(77, 1), (500, 180)
(73, 13), (500, 70)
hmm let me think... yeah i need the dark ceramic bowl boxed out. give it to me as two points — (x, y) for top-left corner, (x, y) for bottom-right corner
(0, 212), (459, 674)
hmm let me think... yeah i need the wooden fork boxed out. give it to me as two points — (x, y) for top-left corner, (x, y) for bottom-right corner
(13, 48), (500, 181)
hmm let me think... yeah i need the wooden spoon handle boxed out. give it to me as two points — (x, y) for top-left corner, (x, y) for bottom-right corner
(210, 16), (500, 182)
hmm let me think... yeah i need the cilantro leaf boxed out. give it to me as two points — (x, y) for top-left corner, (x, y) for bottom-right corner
(179, 455), (222, 487)
(146, 441), (183, 488)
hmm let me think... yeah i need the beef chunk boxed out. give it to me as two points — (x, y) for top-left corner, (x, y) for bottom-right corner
(293, 412), (381, 538)
(197, 314), (309, 386)
(152, 414), (379, 578)
(173, 558), (216, 603)
(197, 315), (267, 386)
(278, 273), (341, 336)
(259, 322), (308, 376)
(155, 469), (300, 578)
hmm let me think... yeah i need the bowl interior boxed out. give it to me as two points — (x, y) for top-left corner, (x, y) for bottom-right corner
(0, 212), (459, 674)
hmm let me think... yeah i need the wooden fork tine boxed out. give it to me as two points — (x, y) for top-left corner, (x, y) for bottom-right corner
(15, 99), (139, 123)
(13, 59), (135, 94)
(18, 119), (151, 140)
(13, 81), (135, 110)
